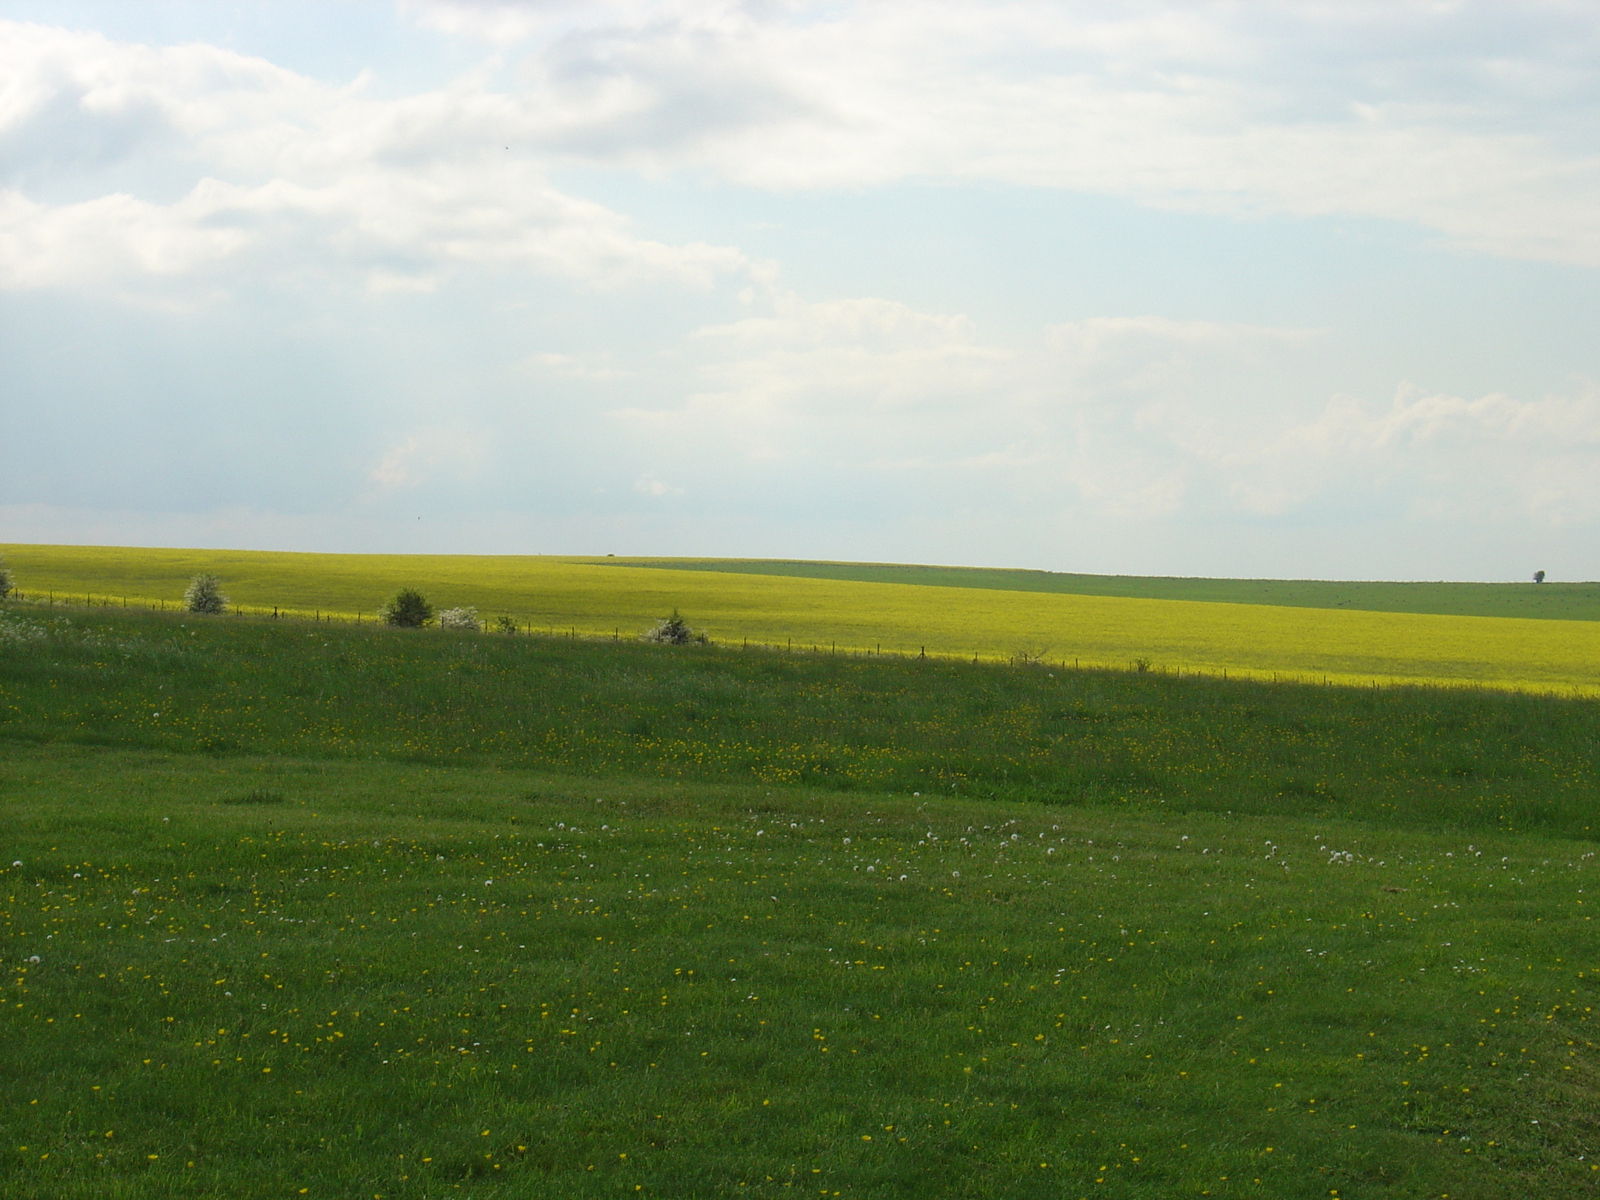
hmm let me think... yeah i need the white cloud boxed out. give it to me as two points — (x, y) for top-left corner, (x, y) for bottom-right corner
(609, 291), (1600, 529)
(611, 295), (1312, 517)
(400, 0), (605, 46)
(526, 352), (632, 381)
(369, 427), (491, 491)
(404, 0), (1600, 266)
(612, 292), (1009, 469)
(0, 184), (251, 292)
(0, 20), (750, 296)
(10, 3), (1600, 305)
(1215, 385), (1600, 524)
(633, 476), (684, 497)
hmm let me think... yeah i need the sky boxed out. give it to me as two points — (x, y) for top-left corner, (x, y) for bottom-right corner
(2, 1), (1598, 581)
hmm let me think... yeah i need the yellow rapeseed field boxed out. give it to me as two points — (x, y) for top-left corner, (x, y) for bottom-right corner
(5, 543), (1598, 694)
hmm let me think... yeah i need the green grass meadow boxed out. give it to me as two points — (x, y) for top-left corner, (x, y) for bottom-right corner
(3, 600), (1600, 1197)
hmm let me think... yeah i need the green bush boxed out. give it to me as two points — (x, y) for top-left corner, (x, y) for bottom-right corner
(0, 558), (12, 601)
(381, 588), (434, 628)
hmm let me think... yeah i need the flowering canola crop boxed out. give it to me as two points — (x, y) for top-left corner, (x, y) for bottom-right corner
(6, 545), (1597, 695)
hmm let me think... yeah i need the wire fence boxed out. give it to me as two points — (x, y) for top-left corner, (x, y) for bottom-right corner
(5, 588), (1136, 668)
(4, 588), (1574, 696)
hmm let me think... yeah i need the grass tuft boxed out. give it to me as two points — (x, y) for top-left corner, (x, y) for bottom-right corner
(220, 788), (287, 806)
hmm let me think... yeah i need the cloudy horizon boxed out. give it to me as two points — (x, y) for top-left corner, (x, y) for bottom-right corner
(3, 0), (1598, 582)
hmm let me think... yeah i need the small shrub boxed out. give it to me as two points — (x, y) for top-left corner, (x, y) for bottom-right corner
(438, 606), (480, 631)
(381, 589), (434, 628)
(0, 557), (13, 600)
(183, 574), (228, 614)
(495, 615), (519, 635)
(642, 610), (704, 645)
(1132, 657), (1152, 673)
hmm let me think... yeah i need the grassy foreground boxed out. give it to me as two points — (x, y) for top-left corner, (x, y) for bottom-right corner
(4, 605), (1600, 1197)
(4, 746), (1598, 1199)
(4, 545), (1600, 695)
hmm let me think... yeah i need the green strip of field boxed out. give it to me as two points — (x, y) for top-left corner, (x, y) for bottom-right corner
(615, 558), (1600, 621)
(2, 604), (1597, 838)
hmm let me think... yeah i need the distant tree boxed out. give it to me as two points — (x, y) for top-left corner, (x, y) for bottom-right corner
(495, 615), (519, 635)
(1534, 570), (1546, 584)
(183, 574), (228, 614)
(381, 588), (434, 628)
(437, 606), (480, 631)
(0, 556), (12, 601)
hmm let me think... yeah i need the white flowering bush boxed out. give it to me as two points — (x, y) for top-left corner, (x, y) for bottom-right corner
(642, 610), (705, 645)
(437, 606), (481, 631)
(183, 574), (228, 615)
